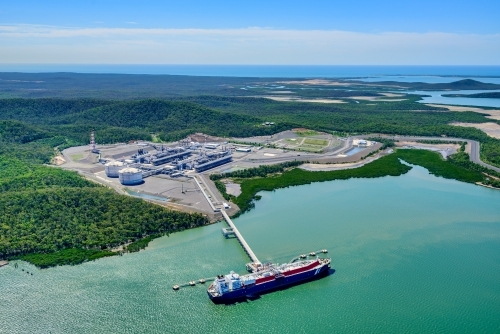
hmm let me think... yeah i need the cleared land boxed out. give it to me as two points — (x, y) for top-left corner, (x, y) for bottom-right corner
(450, 122), (500, 139)
(303, 138), (328, 146)
(425, 104), (500, 120)
(262, 96), (347, 103)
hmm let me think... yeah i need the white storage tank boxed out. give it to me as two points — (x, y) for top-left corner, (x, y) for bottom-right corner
(119, 167), (143, 185)
(105, 160), (125, 177)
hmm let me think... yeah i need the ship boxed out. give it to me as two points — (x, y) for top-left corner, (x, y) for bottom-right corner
(207, 257), (331, 303)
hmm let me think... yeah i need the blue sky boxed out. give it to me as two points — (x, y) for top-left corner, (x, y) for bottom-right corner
(1, 0), (499, 64)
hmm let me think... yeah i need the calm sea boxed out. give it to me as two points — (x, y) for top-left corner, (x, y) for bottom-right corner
(1, 65), (500, 78)
(1, 165), (499, 333)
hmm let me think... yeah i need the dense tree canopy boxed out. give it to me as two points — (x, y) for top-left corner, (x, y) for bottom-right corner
(0, 157), (209, 266)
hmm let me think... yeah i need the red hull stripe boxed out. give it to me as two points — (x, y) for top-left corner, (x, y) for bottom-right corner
(254, 261), (320, 284)
(283, 260), (319, 277)
(255, 276), (274, 284)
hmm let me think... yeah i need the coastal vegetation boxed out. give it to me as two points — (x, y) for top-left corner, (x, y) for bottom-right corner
(232, 152), (412, 213)
(394, 150), (483, 183)
(214, 180), (234, 201)
(125, 235), (161, 253)
(17, 249), (116, 269)
(0, 157), (209, 268)
(213, 149), (493, 214)
(442, 92), (500, 98)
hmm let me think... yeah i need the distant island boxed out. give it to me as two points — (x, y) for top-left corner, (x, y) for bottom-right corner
(442, 92), (500, 99)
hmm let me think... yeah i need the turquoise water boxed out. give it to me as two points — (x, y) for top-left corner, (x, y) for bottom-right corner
(1, 165), (500, 333)
(405, 89), (500, 108)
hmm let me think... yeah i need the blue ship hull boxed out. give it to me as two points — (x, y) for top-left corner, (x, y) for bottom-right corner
(208, 262), (330, 303)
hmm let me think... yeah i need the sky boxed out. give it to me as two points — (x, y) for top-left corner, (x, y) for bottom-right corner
(1, 0), (499, 65)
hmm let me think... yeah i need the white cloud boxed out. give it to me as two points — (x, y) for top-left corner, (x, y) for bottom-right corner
(0, 25), (498, 64)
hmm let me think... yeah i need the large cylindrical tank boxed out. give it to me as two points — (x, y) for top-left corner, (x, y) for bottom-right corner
(105, 160), (125, 177)
(119, 167), (143, 185)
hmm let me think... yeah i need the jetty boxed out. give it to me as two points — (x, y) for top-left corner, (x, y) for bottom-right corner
(221, 210), (261, 265)
(0, 260), (8, 267)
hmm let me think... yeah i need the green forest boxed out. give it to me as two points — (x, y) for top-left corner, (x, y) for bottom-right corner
(1, 96), (500, 166)
(1, 73), (500, 268)
(0, 157), (209, 267)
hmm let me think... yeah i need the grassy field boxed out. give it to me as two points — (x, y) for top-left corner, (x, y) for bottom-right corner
(303, 138), (328, 146)
(295, 129), (320, 137)
(297, 145), (325, 152)
(70, 153), (84, 161)
(285, 138), (300, 144)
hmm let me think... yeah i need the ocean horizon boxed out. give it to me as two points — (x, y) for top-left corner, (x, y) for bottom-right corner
(1, 64), (500, 78)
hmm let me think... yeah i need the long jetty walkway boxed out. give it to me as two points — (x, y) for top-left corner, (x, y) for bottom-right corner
(221, 210), (261, 265)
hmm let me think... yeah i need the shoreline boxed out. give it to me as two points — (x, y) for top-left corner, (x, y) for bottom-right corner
(9, 138), (500, 269)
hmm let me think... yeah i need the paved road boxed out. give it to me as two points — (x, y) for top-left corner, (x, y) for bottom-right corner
(357, 134), (500, 173)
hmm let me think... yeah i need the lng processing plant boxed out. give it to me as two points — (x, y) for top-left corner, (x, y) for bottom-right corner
(58, 130), (380, 217)
(101, 142), (233, 185)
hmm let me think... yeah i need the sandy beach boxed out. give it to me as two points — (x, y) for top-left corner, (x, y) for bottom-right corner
(276, 79), (350, 86)
(347, 96), (407, 102)
(263, 96), (347, 103)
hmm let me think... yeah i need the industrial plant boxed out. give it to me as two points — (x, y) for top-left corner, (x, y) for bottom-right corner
(59, 130), (377, 217)
(99, 137), (233, 185)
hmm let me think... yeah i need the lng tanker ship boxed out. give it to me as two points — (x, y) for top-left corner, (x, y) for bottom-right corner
(207, 257), (331, 302)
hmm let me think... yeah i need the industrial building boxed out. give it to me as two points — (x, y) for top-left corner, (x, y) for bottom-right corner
(204, 143), (220, 149)
(235, 147), (252, 153)
(119, 167), (143, 185)
(92, 129), (235, 185)
(104, 160), (125, 177)
(195, 151), (232, 172)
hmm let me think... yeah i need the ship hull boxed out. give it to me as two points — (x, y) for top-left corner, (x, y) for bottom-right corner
(208, 262), (330, 303)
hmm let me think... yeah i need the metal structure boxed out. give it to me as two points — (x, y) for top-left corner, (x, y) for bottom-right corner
(118, 167), (143, 185)
(90, 130), (99, 153)
(221, 210), (260, 265)
(194, 150), (232, 172)
(104, 160), (125, 177)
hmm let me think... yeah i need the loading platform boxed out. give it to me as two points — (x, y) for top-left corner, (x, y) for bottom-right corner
(221, 228), (235, 237)
(221, 210), (261, 265)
